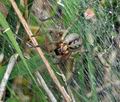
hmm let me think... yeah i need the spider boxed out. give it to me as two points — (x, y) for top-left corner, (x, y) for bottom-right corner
(48, 29), (83, 61)
(44, 27), (84, 82)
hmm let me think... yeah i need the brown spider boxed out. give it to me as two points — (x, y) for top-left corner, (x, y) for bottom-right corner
(46, 29), (83, 61)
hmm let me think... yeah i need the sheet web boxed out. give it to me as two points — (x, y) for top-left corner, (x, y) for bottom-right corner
(1, 0), (120, 101)
(30, 0), (120, 101)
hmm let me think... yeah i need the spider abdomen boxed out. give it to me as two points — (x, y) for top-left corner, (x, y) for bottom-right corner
(64, 33), (82, 50)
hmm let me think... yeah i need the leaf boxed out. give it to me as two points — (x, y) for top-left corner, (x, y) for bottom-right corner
(6, 97), (18, 102)
(84, 8), (95, 20)
(0, 12), (36, 83)
(0, 55), (42, 80)
(87, 33), (94, 45)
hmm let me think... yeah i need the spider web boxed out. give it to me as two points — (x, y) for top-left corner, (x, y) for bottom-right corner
(30, 0), (120, 101)
(1, 0), (120, 101)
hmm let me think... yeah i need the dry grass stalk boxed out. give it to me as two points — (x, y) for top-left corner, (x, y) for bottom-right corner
(35, 71), (57, 102)
(0, 54), (18, 101)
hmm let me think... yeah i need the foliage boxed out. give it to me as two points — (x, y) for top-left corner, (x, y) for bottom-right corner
(0, 0), (120, 102)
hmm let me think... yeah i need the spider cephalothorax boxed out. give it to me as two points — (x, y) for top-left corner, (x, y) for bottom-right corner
(54, 42), (70, 56)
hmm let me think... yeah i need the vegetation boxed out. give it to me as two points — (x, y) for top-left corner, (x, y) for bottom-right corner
(0, 0), (120, 102)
